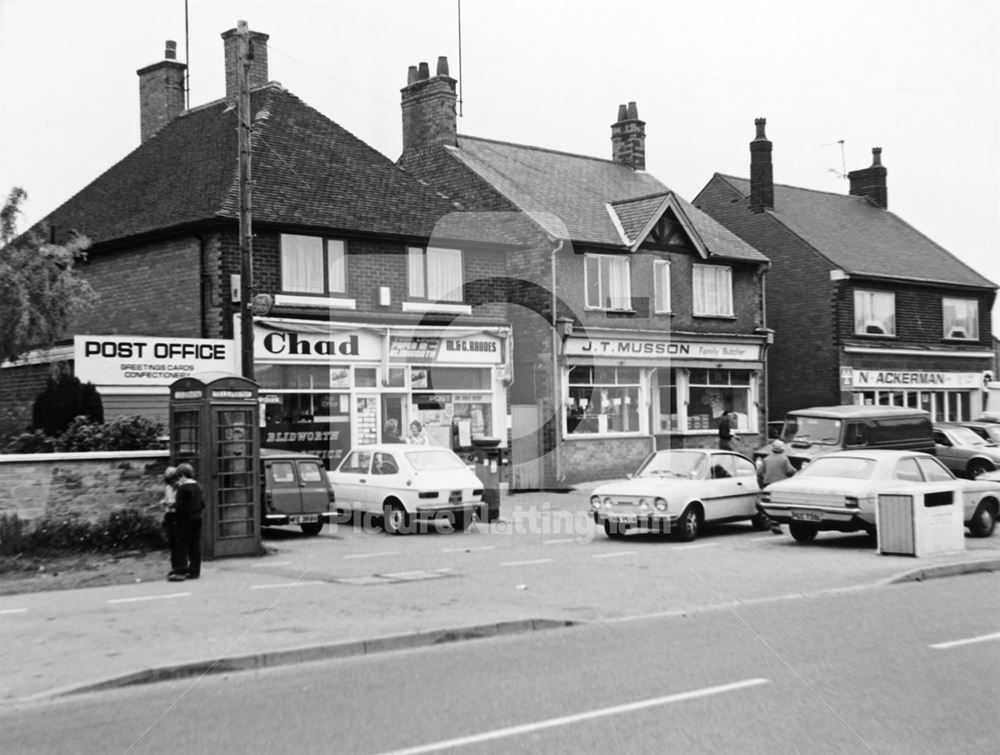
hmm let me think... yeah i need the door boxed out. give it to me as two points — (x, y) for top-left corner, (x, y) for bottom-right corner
(212, 407), (258, 557)
(703, 453), (747, 519)
(368, 450), (403, 511)
(511, 404), (543, 490)
(266, 459), (304, 516)
(933, 428), (961, 474)
(335, 449), (375, 512)
(295, 459), (331, 515)
(381, 394), (406, 443)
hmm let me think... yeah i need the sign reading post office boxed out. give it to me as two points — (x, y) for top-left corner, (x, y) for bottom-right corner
(74, 335), (238, 387)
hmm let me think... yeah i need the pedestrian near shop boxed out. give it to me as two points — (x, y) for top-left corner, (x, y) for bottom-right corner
(759, 439), (796, 534)
(169, 463), (205, 581)
(161, 466), (181, 579)
(718, 410), (734, 450)
(383, 418), (403, 443)
(406, 420), (429, 445)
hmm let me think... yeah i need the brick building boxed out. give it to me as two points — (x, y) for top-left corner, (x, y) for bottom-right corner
(0, 30), (513, 466)
(695, 119), (997, 422)
(397, 59), (770, 487)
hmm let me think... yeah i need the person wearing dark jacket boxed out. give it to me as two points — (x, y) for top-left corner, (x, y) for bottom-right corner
(758, 439), (796, 534)
(169, 463), (205, 581)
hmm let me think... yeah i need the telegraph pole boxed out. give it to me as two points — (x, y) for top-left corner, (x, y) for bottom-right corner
(237, 20), (255, 380)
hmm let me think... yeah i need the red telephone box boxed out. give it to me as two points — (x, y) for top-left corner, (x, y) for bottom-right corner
(169, 372), (261, 559)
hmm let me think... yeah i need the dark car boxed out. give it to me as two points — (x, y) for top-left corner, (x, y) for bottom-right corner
(260, 448), (337, 535)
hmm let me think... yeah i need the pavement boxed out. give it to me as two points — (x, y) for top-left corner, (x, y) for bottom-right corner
(1, 487), (998, 706)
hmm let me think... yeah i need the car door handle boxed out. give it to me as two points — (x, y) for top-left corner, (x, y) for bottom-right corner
(359, 479), (367, 483)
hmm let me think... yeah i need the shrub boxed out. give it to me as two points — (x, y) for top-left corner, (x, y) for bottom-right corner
(31, 372), (103, 437)
(3, 429), (56, 454)
(0, 510), (167, 557)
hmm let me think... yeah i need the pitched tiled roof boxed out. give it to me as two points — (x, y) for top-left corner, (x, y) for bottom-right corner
(43, 86), (459, 247)
(718, 175), (994, 288)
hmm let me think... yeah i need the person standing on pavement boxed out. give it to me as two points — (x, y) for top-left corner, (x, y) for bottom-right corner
(758, 439), (796, 534)
(406, 420), (429, 445)
(718, 410), (734, 450)
(161, 466), (181, 579)
(169, 463), (205, 581)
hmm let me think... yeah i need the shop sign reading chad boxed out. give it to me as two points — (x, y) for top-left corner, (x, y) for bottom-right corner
(74, 335), (237, 386)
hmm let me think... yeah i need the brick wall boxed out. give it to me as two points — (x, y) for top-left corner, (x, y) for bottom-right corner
(0, 451), (170, 527)
(556, 437), (654, 485)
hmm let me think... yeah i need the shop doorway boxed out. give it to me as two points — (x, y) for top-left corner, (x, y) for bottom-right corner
(381, 394), (406, 443)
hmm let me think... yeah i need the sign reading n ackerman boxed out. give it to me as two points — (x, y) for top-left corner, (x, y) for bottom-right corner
(74, 335), (237, 386)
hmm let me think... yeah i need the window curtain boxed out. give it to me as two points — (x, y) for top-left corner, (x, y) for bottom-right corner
(326, 239), (346, 293)
(281, 234), (324, 293)
(427, 247), (463, 302)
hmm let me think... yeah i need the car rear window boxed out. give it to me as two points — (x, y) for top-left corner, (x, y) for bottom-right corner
(798, 457), (875, 479)
(405, 449), (466, 471)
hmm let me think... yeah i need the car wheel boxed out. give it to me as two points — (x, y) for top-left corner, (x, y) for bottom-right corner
(299, 522), (324, 536)
(789, 522), (818, 543)
(969, 500), (997, 537)
(750, 512), (770, 530)
(968, 460), (992, 479)
(674, 505), (700, 542)
(383, 503), (409, 535)
(603, 519), (627, 539)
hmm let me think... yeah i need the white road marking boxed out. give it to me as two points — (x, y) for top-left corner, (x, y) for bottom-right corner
(930, 631), (1000, 650)
(106, 593), (190, 604)
(253, 560), (293, 567)
(440, 545), (496, 553)
(343, 551), (400, 559)
(749, 536), (780, 542)
(380, 678), (771, 755)
(500, 559), (554, 567)
(0, 608), (28, 615)
(592, 550), (638, 559)
(673, 543), (719, 550)
(543, 538), (577, 545)
(250, 581), (325, 590)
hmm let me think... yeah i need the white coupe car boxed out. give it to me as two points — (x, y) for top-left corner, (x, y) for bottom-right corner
(328, 444), (484, 534)
(590, 449), (768, 541)
(761, 449), (999, 542)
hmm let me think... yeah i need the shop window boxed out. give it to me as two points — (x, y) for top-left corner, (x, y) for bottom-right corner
(687, 369), (750, 432)
(655, 367), (678, 431)
(692, 265), (733, 317)
(280, 234), (346, 294)
(566, 365), (641, 434)
(585, 254), (631, 311)
(854, 290), (895, 336)
(256, 363), (349, 391)
(653, 259), (671, 314)
(942, 297), (978, 340)
(408, 246), (463, 302)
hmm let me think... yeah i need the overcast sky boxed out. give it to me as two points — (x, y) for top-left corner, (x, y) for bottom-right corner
(3, 0), (998, 321)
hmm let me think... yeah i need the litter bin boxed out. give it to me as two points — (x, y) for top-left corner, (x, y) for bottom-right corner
(472, 438), (504, 522)
(876, 483), (966, 557)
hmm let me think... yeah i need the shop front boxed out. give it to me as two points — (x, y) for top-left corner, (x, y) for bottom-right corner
(840, 360), (992, 421)
(255, 319), (510, 468)
(557, 332), (767, 481)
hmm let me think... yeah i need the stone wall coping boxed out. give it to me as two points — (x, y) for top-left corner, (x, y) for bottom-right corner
(0, 450), (169, 464)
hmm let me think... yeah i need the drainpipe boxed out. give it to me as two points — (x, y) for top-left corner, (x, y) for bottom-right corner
(550, 237), (565, 488)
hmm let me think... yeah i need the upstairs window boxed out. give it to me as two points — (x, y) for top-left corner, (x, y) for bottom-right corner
(692, 264), (733, 316)
(281, 234), (346, 294)
(942, 297), (978, 340)
(408, 246), (463, 302)
(585, 254), (631, 310)
(653, 259), (671, 314)
(854, 290), (895, 336)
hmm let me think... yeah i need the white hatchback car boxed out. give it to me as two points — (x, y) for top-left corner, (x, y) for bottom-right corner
(761, 449), (999, 542)
(590, 448), (768, 541)
(328, 444), (484, 534)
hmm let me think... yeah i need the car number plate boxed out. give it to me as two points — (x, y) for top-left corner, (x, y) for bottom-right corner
(611, 513), (638, 525)
(290, 515), (319, 524)
(449, 491), (462, 503)
(791, 510), (822, 522)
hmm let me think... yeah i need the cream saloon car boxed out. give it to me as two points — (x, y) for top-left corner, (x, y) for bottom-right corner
(591, 449), (769, 541)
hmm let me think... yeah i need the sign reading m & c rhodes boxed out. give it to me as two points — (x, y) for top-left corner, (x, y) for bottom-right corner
(74, 335), (237, 386)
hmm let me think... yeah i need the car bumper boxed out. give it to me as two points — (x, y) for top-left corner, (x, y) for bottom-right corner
(594, 510), (676, 532)
(262, 512), (338, 526)
(762, 504), (871, 530)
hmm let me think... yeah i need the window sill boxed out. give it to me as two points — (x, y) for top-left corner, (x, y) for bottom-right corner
(402, 301), (472, 315)
(584, 306), (637, 315)
(853, 332), (897, 339)
(274, 294), (356, 310)
(693, 314), (737, 320)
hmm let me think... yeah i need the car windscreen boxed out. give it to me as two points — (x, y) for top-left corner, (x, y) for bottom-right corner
(637, 451), (706, 478)
(405, 449), (467, 471)
(782, 416), (842, 445)
(797, 456), (875, 479)
(947, 426), (990, 446)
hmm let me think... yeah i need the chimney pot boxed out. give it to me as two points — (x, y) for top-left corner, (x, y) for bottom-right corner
(436, 56), (449, 76)
(754, 117), (767, 140)
(417, 61), (430, 80)
(165, 40), (177, 60)
(407, 65), (418, 85)
(871, 147), (882, 167)
(626, 101), (638, 120)
(617, 103), (628, 121)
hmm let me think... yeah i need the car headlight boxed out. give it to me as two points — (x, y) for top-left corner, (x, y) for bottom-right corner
(590, 495), (601, 509)
(638, 498), (649, 509)
(845, 496), (859, 508)
(654, 497), (667, 512)
(603, 497), (613, 508)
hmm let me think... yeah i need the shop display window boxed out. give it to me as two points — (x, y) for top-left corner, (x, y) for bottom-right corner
(687, 369), (750, 431)
(655, 367), (678, 431)
(566, 365), (640, 434)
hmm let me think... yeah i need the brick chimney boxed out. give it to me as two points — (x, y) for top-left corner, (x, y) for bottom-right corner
(221, 27), (270, 103)
(136, 40), (186, 142)
(611, 102), (646, 170)
(848, 147), (888, 209)
(400, 56), (457, 153)
(749, 117), (774, 213)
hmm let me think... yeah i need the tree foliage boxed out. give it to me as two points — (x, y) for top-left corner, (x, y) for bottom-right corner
(0, 187), (96, 363)
(31, 371), (104, 437)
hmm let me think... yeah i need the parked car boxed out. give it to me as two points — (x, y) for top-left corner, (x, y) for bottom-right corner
(932, 423), (1000, 478)
(761, 449), (999, 542)
(590, 449), (768, 541)
(260, 448), (337, 535)
(328, 444), (484, 534)
(951, 420), (1000, 445)
(755, 405), (934, 470)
